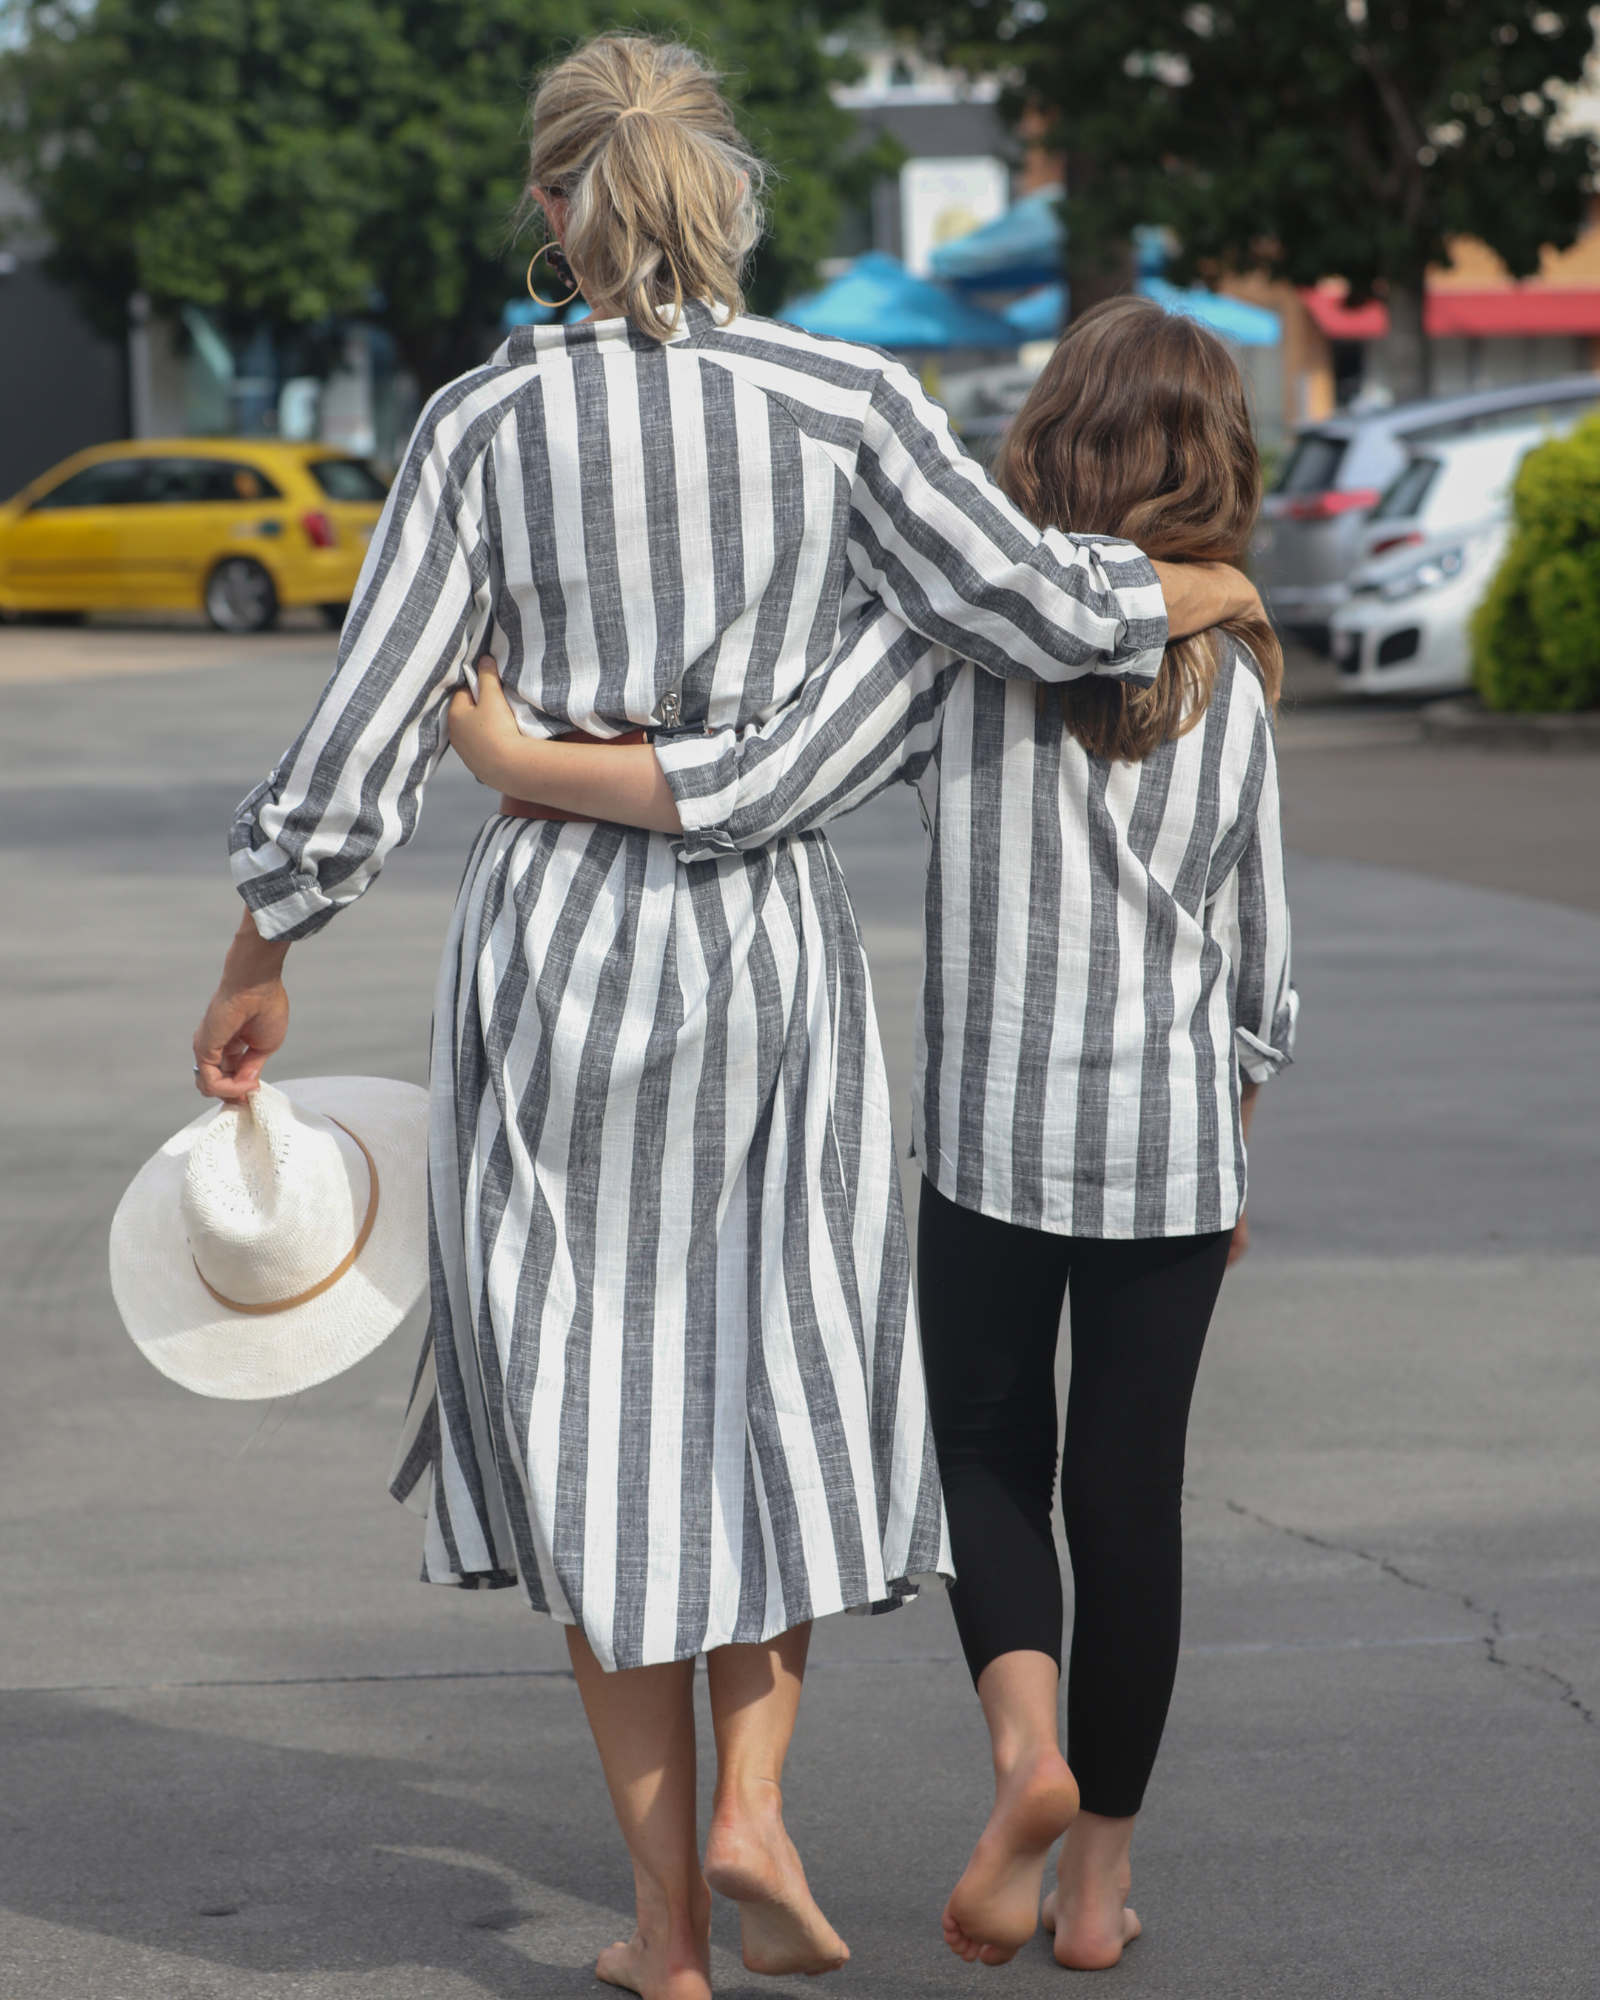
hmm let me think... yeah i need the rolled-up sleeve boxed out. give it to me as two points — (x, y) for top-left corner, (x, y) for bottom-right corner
(850, 362), (1168, 685)
(657, 607), (958, 861)
(1214, 707), (1297, 1082)
(229, 380), (500, 941)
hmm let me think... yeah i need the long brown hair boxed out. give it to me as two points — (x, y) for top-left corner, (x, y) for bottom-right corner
(993, 295), (1281, 761)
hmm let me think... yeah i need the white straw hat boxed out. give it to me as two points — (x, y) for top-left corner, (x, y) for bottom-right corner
(110, 1076), (429, 1400)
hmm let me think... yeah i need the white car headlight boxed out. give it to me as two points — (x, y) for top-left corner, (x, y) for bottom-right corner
(1374, 546), (1466, 602)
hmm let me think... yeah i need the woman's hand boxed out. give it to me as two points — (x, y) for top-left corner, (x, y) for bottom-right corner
(449, 662), (525, 791)
(1151, 561), (1264, 641)
(193, 910), (291, 1100)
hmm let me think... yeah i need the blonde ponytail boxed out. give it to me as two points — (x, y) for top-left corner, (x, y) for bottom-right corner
(525, 35), (768, 340)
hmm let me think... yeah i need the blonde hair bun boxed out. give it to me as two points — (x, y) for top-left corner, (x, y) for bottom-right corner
(527, 35), (768, 339)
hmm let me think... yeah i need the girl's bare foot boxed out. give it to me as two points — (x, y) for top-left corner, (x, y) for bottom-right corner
(942, 1746), (1080, 1964)
(1042, 1810), (1141, 1969)
(594, 1891), (713, 2000)
(704, 1782), (850, 1976)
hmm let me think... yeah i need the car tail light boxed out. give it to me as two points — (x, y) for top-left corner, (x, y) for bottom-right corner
(1284, 488), (1381, 522)
(301, 510), (338, 549)
(1369, 531), (1425, 557)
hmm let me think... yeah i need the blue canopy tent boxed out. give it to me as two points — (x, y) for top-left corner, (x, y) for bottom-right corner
(1003, 277), (1278, 348)
(928, 190), (1064, 291)
(1137, 276), (1280, 346)
(1003, 284), (1066, 341)
(501, 296), (595, 330)
(783, 252), (1017, 350)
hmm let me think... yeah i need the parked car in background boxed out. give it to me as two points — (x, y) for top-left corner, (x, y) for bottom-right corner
(1252, 374), (1600, 647)
(0, 440), (389, 632)
(1327, 428), (1550, 695)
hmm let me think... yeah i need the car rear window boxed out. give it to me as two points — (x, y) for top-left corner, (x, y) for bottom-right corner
(1370, 457), (1440, 522)
(141, 458), (283, 503)
(1271, 432), (1349, 495)
(1406, 394), (1600, 444)
(30, 460), (148, 509)
(308, 458), (388, 502)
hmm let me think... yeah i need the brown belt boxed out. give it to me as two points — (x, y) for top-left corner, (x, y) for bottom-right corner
(498, 726), (652, 825)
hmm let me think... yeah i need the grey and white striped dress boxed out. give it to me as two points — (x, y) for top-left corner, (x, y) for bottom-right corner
(229, 304), (1167, 1669)
(660, 611), (1295, 1239)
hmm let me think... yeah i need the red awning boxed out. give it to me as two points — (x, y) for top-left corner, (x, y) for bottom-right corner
(1426, 289), (1600, 337)
(1299, 287), (1390, 340)
(1300, 283), (1600, 342)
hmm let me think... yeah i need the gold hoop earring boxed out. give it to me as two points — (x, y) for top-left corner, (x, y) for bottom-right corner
(527, 255), (581, 310)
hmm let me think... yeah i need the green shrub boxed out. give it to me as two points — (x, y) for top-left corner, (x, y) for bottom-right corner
(1472, 412), (1600, 712)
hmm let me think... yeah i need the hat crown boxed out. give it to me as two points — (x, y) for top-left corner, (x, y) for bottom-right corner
(181, 1083), (368, 1308)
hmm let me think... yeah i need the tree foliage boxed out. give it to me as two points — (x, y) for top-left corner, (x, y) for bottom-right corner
(879, 0), (1595, 394)
(0, 0), (877, 393)
(1473, 415), (1600, 710)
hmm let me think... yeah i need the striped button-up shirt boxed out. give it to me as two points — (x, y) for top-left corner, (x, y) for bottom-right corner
(660, 610), (1296, 1239)
(230, 304), (1168, 941)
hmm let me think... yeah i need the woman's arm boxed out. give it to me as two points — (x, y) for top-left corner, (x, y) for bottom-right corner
(196, 384), (495, 1096)
(849, 361), (1261, 687)
(1152, 561), (1262, 643)
(229, 384), (496, 944)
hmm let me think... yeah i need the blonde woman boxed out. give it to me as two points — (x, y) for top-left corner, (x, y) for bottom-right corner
(193, 38), (1259, 1999)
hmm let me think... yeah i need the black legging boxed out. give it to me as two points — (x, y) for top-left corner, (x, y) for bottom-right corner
(917, 1177), (1230, 1819)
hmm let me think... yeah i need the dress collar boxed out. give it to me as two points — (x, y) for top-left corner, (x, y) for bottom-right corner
(503, 298), (725, 365)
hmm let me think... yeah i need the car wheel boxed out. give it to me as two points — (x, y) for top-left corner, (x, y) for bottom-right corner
(205, 558), (278, 633)
(317, 601), (349, 630)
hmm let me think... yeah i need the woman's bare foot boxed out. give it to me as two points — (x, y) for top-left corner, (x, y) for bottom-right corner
(704, 1782), (850, 1976)
(595, 1929), (712, 2000)
(1042, 1810), (1141, 1969)
(943, 1746), (1080, 1964)
(594, 1892), (713, 2000)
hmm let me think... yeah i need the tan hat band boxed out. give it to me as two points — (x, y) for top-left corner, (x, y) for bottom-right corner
(191, 1120), (381, 1317)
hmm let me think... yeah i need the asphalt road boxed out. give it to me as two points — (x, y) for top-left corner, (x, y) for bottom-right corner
(2, 626), (1597, 1998)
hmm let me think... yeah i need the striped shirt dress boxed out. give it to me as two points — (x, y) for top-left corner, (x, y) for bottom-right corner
(660, 611), (1296, 1238)
(228, 304), (1168, 1670)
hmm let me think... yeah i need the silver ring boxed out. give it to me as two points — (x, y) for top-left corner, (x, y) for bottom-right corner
(192, 1062), (203, 1075)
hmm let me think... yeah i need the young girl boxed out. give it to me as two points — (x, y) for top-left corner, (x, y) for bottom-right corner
(450, 295), (1294, 1973)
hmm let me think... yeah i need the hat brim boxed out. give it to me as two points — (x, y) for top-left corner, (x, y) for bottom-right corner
(110, 1075), (430, 1400)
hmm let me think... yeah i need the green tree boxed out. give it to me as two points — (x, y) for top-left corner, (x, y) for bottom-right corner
(0, 0), (876, 397)
(880, 0), (1595, 402)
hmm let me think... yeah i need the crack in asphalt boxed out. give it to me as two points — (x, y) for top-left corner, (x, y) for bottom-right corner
(1224, 1499), (1597, 1730)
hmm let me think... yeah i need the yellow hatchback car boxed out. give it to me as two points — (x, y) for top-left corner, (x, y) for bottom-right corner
(0, 439), (389, 631)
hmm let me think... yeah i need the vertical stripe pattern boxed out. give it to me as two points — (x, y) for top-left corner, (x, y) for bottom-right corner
(229, 307), (1168, 1667)
(661, 612), (1297, 1240)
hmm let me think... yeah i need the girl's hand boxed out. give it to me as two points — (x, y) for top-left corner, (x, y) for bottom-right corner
(1227, 1206), (1249, 1266)
(449, 661), (524, 790)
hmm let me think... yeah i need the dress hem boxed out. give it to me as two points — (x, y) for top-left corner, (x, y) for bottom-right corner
(413, 1562), (955, 1667)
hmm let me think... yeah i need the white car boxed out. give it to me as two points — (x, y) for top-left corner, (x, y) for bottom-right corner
(1329, 426), (1559, 696)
